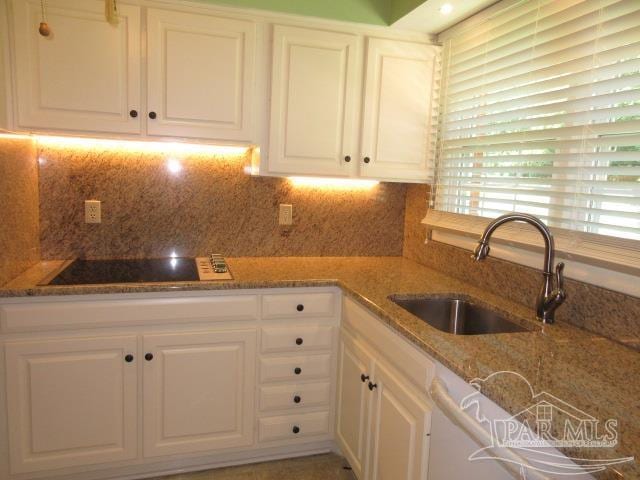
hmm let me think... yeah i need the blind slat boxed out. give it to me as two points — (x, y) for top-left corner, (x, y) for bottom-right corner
(442, 120), (640, 147)
(446, 89), (640, 129)
(441, 152), (640, 166)
(447, 70), (640, 115)
(444, 105), (640, 141)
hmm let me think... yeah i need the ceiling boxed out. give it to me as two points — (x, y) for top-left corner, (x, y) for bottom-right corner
(391, 0), (498, 33)
(197, 0), (498, 33)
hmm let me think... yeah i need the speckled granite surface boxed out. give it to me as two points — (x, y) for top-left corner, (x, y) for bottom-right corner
(1, 256), (638, 478)
(37, 144), (406, 259)
(0, 136), (40, 286)
(403, 184), (640, 352)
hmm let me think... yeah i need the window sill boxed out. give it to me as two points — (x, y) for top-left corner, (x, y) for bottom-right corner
(422, 211), (640, 298)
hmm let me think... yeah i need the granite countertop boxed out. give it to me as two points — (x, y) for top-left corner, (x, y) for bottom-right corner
(1, 256), (638, 478)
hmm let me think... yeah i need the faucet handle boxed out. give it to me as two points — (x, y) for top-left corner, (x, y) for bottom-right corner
(555, 262), (565, 290)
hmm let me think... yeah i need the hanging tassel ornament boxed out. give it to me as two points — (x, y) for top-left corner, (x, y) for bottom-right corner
(105, 0), (119, 25)
(38, 0), (50, 36)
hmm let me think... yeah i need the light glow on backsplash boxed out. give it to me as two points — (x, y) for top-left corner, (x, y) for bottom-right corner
(288, 177), (379, 190)
(166, 158), (183, 174)
(34, 135), (249, 155)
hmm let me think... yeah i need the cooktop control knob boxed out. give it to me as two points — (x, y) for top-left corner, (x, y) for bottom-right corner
(196, 254), (232, 280)
(209, 253), (228, 273)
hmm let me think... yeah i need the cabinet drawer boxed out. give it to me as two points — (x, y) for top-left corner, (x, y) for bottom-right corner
(261, 325), (334, 353)
(259, 411), (330, 443)
(259, 381), (332, 412)
(0, 295), (260, 332)
(262, 293), (336, 319)
(260, 354), (332, 383)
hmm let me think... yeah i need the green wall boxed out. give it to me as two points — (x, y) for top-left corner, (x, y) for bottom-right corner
(389, 0), (424, 23)
(198, 0), (392, 25)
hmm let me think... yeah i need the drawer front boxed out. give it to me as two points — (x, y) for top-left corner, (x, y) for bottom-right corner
(258, 411), (330, 443)
(260, 354), (332, 383)
(259, 381), (332, 412)
(262, 293), (336, 320)
(0, 295), (260, 332)
(261, 325), (334, 353)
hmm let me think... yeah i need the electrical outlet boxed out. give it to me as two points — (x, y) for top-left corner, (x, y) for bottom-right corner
(85, 200), (101, 224)
(279, 204), (293, 226)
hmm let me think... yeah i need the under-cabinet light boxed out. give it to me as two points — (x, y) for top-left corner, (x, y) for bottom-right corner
(33, 135), (248, 155)
(288, 177), (379, 190)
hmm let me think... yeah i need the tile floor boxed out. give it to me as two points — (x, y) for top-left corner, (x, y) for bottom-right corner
(155, 453), (355, 480)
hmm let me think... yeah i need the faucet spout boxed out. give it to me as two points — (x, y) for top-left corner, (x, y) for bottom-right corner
(472, 213), (567, 324)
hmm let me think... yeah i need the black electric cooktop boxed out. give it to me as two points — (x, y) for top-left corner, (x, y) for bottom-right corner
(43, 257), (200, 285)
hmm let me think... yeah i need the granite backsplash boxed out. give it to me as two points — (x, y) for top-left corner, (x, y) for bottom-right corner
(2, 136), (638, 351)
(0, 136), (40, 286)
(37, 143), (407, 259)
(403, 184), (640, 351)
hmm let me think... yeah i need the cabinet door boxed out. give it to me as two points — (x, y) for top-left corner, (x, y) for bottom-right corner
(269, 25), (361, 176)
(368, 361), (432, 480)
(336, 329), (374, 479)
(360, 38), (439, 182)
(146, 9), (256, 141)
(11, 0), (141, 134)
(5, 335), (138, 474)
(143, 329), (256, 457)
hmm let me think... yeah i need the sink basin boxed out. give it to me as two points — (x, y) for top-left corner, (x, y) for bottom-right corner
(389, 295), (529, 335)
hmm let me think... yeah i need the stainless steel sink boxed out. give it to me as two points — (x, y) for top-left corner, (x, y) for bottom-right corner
(389, 295), (529, 335)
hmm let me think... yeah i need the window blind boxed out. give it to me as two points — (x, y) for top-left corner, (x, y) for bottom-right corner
(434, 0), (640, 241)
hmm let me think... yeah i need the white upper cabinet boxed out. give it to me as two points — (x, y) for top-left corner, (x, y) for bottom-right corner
(266, 27), (439, 182)
(360, 39), (439, 182)
(11, 0), (141, 134)
(146, 9), (256, 141)
(268, 25), (361, 177)
(7, 0), (438, 178)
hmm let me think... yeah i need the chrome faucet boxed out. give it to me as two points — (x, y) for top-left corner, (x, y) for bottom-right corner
(472, 213), (567, 324)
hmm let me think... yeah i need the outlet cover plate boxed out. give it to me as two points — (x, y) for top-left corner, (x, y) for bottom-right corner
(279, 204), (292, 226)
(85, 200), (101, 224)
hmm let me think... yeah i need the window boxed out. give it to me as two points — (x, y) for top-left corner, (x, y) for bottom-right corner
(433, 0), (640, 242)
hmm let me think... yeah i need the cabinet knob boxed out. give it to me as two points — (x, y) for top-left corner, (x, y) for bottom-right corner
(293, 395), (301, 404)
(344, 155), (351, 163)
(295, 337), (303, 346)
(368, 381), (377, 391)
(363, 157), (371, 164)
(296, 304), (304, 312)
(294, 367), (302, 375)
(125, 354), (134, 363)
(149, 111), (157, 119)
(145, 353), (154, 361)
(292, 425), (300, 434)
(129, 110), (138, 118)
(360, 374), (369, 383)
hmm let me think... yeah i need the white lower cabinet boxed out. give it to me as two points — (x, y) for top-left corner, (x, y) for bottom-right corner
(5, 335), (139, 474)
(0, 289), (434, 480)
(0, 288), (340, 480)
(143, 330), (256, 457)
(337, 299), (433, 480)
(368, 361), (431, 480)
(336, 330), (374, 478)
